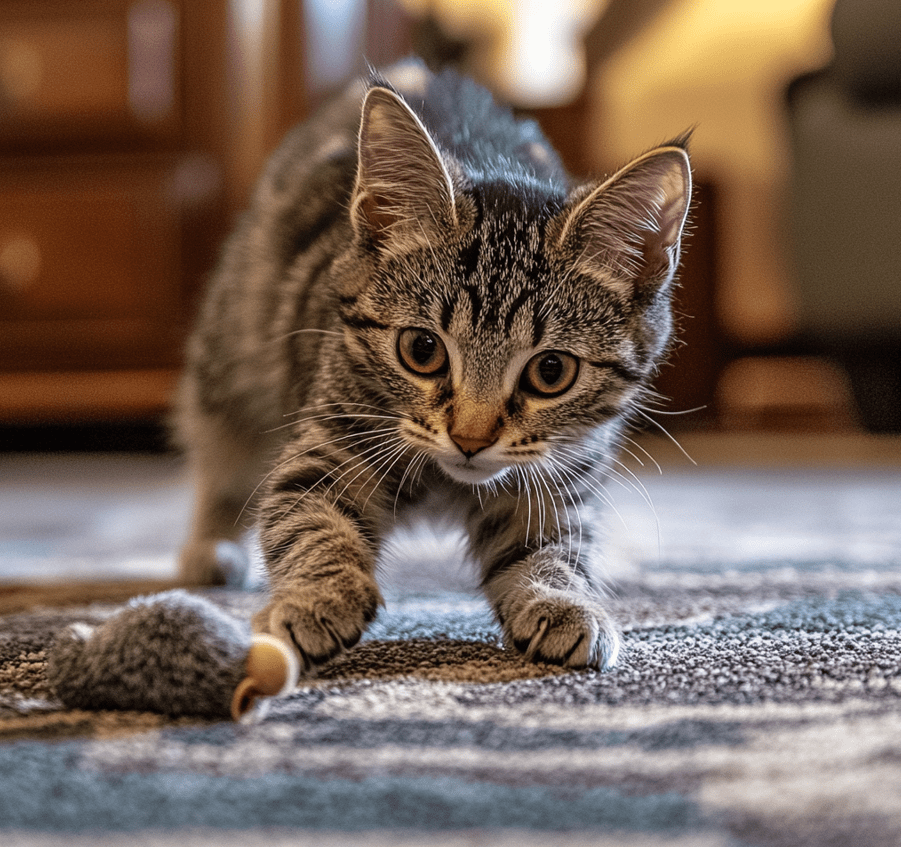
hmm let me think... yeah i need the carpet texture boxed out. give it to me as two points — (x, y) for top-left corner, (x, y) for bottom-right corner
(1, 460), (901, 846)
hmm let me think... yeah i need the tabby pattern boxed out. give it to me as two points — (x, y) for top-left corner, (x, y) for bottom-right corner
(174, 60), (692, 673)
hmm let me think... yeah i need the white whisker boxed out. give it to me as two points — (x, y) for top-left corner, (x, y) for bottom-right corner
(549, 447), (630, 533)
(542, 459), (582, 570)
(394, 448), (429, 515)
(608, 460), (657, 515)
(268, 434), (402, 524)
(639, 404), (708, 417)
(330, 436), (409, 509)
(274, 327), (344, 343)
(236, 426), (398, 523)
(610, 459), (660, 553)
(281, 401), (408, 420)
(361, 439), (415, 514)
(634, 409), (697, 466)
(621, 435), (663, 475)
(265, 412), (403, 435)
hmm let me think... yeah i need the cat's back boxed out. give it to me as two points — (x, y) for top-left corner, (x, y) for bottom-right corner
(390, 62), (567, 186)
(259, 59), (567, 223)
(180, 75), (368, 431)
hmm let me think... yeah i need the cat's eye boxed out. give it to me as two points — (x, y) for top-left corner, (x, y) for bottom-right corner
(397, 328), (448, 376)
(520, 351), (579, 397)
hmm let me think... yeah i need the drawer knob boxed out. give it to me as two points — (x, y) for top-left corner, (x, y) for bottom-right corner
(0, 234), (41, 293)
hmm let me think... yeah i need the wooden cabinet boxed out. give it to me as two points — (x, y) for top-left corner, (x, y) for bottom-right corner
(0, 0), (229, 424)
(1, 158), (181, 366)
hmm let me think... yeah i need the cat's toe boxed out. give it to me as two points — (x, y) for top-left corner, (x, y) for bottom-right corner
(508, 592), (620, 671)
(252, 584), (380, 673)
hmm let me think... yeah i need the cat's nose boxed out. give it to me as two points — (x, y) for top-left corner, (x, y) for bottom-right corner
(450, 432), (497, 458)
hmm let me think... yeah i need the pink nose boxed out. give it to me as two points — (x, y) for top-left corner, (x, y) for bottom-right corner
(450, 432), (496, 457)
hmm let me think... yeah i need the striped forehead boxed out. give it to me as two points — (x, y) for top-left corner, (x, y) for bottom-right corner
(439, 181), (560, 345)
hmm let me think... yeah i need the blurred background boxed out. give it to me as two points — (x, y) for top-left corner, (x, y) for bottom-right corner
(2, 0), (900, 450)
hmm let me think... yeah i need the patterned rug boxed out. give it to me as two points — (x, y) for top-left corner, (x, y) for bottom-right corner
(1, 458), (901, 846)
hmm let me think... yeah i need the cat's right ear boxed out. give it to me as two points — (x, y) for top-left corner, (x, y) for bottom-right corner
(351, 86), (457, 254)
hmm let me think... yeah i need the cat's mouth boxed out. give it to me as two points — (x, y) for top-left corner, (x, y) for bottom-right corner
(437, 456), (510, 486)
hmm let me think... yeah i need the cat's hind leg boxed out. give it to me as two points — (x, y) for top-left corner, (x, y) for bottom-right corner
(176, 411), (272, 586)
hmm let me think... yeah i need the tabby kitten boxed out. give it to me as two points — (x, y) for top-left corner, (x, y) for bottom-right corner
(175, 60), (691, 673)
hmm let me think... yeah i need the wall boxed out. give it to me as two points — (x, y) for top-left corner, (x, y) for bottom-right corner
(589, 0), (835, 345)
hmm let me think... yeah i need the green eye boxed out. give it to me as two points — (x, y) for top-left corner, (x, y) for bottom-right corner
(520, 351), (579, 397)
(397, 328), (448, 375)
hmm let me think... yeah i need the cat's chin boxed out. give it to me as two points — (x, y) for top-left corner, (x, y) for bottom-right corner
(437, 459), (510, 487)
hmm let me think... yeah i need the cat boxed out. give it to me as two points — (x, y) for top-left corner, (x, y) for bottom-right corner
(173, 59), (692, 674)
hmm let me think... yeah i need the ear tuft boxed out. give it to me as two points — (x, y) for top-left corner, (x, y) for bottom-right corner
(351, 86), (456, 252)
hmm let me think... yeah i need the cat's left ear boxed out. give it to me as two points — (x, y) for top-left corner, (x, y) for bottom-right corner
(351, 85), (457, 254)
(554, 143), (692, 295)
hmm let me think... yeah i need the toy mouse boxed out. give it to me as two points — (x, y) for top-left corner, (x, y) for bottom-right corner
(46, 590), (299, 720)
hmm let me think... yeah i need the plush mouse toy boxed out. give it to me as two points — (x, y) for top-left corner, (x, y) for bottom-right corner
(46, 590), (299, 721)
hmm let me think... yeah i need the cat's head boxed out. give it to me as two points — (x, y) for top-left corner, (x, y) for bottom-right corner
(338, 85), (692, 486)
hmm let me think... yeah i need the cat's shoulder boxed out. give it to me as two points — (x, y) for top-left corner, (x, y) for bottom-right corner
(257, 58), (566, 209)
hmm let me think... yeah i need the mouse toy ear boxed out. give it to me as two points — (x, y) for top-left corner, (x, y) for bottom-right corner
(231, 634), (301, 721)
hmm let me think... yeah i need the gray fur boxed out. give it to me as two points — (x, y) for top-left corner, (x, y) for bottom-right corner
(174, 59), (692, 672)
(46, 590), (250, 718)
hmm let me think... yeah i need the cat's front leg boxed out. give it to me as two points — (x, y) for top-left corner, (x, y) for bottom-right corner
(496, 560), (620, 670)
(472, 501), (620, 671)
(252, 455), (385, 674)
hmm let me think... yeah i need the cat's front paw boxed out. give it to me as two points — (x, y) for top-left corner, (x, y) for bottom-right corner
(253, 577), (381, 674)
(507, 589), (620, 671)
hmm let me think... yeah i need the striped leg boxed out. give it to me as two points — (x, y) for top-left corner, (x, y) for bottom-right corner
(470, 492), (620, 671)
(251, 424), (398, 672)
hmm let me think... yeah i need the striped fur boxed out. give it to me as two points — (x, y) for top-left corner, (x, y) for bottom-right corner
(174, 59), (692, 673)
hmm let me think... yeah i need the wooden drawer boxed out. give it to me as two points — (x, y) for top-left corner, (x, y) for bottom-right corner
(0, 157), (187, 370)
(0, 0), (179, 148)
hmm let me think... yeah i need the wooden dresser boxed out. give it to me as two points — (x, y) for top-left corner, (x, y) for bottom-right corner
(0, 0), (231, 424)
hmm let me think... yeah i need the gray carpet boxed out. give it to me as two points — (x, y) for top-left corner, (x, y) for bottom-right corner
(1, 450), (900, 846)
